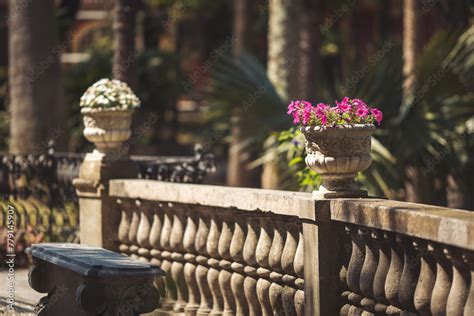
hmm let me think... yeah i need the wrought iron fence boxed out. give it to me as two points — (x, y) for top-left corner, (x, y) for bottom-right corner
(0, 145), (215, 267)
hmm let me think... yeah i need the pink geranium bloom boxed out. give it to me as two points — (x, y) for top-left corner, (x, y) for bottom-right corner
(370, 108), (383, 125)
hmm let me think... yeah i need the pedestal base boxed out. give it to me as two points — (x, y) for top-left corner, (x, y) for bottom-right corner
(312, 189), (368, 199)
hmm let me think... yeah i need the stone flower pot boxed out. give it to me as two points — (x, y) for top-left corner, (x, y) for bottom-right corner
(301, 124), (375, 198)
(81, 108), (133, 155)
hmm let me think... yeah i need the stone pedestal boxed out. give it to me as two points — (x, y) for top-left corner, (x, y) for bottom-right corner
(73, 151), (138, 250)
(28, 243), (164, 316)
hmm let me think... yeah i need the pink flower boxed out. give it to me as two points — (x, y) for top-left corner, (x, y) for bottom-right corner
(315, 103), (329, 117)
(351, 98), (367, 108)
(293, 113), (300, 124)
(370, 108), (383, 125)
(288, 100), (313, 125)
(336, 97), (351, 113)
(320, 114), (327, 125)
(355, 103), (369, 117)
(287, 101), (296, 115)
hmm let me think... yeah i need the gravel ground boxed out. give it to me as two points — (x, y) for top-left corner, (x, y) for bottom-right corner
(0, 268), (41, 315)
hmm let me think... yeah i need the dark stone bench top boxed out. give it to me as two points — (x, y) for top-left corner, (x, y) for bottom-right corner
(29, 243), (164, 279)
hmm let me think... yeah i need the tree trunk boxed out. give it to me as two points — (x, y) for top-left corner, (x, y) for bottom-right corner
(113, 0), (138, 90)
(232, 0), (250, 57)
(402, 0), (427, 203)
(298, 0), (321, 100)
(227, 0), (257, 187)
(402, 0), (418, 102)
(267, 0), (300, 102)
(8, 0), (65, 154)
(402, 0), (439, 204)
(262, 0), (301, 189)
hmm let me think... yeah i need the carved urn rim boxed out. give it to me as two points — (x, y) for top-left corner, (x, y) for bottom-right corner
(80, 107), (134, 115)
(300, 124), (375, 134)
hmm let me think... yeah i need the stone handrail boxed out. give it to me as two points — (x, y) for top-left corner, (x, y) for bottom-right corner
(104, 180), (474, 315)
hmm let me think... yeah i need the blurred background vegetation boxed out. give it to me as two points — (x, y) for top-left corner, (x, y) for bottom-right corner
(0, 0), (473, 209)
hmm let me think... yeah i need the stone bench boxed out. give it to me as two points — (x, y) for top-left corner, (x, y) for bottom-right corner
(28, 243), (165, 316)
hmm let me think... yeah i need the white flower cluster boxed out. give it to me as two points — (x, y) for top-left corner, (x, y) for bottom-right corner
(80, 78), (141, 110)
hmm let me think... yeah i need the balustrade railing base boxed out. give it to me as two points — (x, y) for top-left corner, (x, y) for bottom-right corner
(312, 189), (368, 199)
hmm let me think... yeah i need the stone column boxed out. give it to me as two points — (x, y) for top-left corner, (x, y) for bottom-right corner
(73, 151), (138, 250)
(303, 199), (341, 316)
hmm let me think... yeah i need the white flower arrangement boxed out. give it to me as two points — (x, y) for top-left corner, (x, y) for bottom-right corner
(80, 78), (141, 110)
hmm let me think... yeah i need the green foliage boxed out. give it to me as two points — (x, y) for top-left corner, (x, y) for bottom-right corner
(205, 53), (288, 155)
(207, 26), (474, 201)
(263, 128), (321, 191)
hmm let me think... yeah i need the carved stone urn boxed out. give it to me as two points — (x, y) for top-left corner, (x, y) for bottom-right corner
(301, 124), (375, 198)
(81, 108), (133, 155)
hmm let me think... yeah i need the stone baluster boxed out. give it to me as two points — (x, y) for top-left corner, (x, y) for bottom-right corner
(397, 235), (420, 312)
(268, 218), (286, 315)
(231, 214), (256, 316)
(339, 229), (352, 315)
(462, 252), (474, 315)
(160, 203), (177, 310)
(241, 214), (260, 315)
(373, 231), (390, 313)
(195, 208), (213, 315)
(256, 215), (274, 315)
(384, 233), (403, 308)
(136, 201), (152, 261)
(281, 220), (298, 315)
(430, 246), (453, 315)
(207, 210), (225, 315)
(446, 248), (470, 315)
(149, 203), (166, 302)
(183, 207), (201, 314)
(345, 226), (365, 306)
(128, 199), (142, 259)
(413, 240), (436, 314)
(218, 210), (237, 315)
(117, 199), (133, 254)
(169, 204), (189, 312)
(149, 203), (164, 266)
(293, 225), (304, 316)
(358, 229), (377, 312)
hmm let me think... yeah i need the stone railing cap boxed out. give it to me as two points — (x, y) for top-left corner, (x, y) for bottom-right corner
(330, 199), (474, 251)
(29, 243), (165, 278)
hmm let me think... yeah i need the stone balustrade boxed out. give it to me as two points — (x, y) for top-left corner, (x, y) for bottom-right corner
(110, 181), (308, 315)
(331, 199), (474, 315)
(103, 180), (474, 315)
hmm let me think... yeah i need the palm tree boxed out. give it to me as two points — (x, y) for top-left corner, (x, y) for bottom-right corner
(113, 0), (138, 90)
(402, 0), (431, 203)
(297, 0), (322, 100)
(8, 0), (65, 154)
(227, 0), (255, 187)
(262, 0), (301, 188)
(267, 0), (300, 101)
